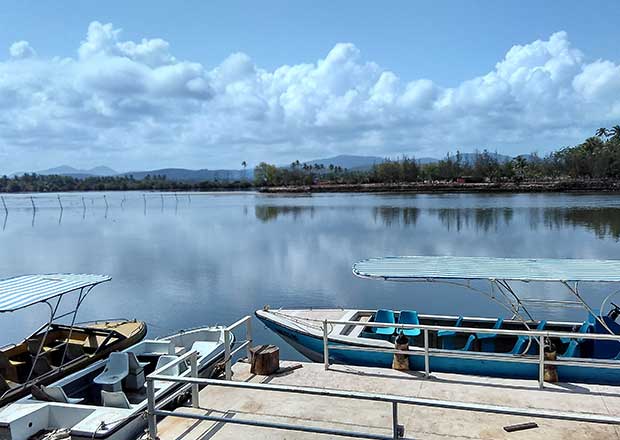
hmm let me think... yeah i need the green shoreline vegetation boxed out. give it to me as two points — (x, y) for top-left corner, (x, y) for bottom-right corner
(2, 125), (620, 194)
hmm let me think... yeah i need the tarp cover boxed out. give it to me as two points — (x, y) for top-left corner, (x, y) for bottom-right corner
(353, 256), (620, 283)
(0, 274), (111, 312)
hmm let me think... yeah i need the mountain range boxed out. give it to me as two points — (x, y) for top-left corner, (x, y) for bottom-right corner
(20, 152), (516, 182)
(34, 165), (118, 178)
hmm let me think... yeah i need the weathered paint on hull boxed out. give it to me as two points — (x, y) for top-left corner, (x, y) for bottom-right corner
(260, 316), (620, 385)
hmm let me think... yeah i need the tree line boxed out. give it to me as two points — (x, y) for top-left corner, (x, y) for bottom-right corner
(255, 125), (620, 186)
(0, 174), (251, 193)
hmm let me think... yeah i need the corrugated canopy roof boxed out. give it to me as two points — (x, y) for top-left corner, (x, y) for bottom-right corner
(352, 256), (620, 283)
(0, 274), (111, 312)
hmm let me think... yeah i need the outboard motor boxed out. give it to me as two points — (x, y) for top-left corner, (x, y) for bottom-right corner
(607, 302), (620, 322)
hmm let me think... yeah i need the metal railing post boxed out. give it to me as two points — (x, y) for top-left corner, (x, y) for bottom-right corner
(423, 329), (430, 378)
(323, 320), (329, 370)
(146, 379), (157, 440)
(225, 328), (232, 380)
(538, 335), (545, 389)
(246, 317), (253, 360)
(190, 351), (200, 408)
(392, 402), (399, 439)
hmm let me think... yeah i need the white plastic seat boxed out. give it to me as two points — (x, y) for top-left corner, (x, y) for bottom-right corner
(154, 355), (179, 389)
(41, 385), (83, 404)
(101, 390), (132, 409)
(125, 352), (149, 391)
(94, 352), (129, 392)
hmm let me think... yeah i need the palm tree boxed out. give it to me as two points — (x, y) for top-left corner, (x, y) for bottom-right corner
(241, 161), (247, 181)
(596, 127), (609, 138)
(611, 125), (620, 139)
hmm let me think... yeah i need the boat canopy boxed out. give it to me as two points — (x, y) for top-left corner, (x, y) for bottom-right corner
(0, 274), (111, 312)
(353, 256), (620, 283)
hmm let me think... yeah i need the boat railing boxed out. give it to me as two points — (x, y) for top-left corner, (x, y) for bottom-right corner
(144, 342), (620, 440)
(322, 320), (620, 389)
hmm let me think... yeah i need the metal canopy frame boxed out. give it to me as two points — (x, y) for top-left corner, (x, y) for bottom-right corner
(0, 274), (111, 399)
(352, 257), (620, 336)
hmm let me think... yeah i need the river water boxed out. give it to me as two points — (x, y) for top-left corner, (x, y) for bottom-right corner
(1, 191), (620, 359)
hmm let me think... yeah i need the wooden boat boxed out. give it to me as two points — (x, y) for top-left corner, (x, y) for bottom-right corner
(257, 256), (620, 385)
(0, 325), (232, 440)
(0, 274), (147, 406)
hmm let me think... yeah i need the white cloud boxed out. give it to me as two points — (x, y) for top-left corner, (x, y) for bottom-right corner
(1, 25), (620, 173)
(9, 40), (36, 59)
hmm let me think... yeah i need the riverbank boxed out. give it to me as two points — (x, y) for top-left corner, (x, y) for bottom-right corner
(259, 179), (620, 193)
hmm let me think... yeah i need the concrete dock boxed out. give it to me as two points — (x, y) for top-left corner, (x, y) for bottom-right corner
(154, 360), (620, 439)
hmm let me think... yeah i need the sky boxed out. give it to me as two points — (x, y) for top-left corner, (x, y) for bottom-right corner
(1, 1), (620, 174)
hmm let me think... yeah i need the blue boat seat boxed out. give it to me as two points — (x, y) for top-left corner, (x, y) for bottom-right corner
(460, 318), (504, 351)
(562, 339), (582, 358)
(471, 318), (504, 352)
(510, 320), (546, 355)
(398, 310), (421, 337)
(372, 309), (396, 336)
(476, 318), (504, 340)
(437, 316), (464, 349)
(438, 316), (464, 338)
(461, 334), (476, 351)
(560, 321), (592, 344)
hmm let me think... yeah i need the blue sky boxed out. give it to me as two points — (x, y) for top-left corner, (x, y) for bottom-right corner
(1, 1), (620, 173)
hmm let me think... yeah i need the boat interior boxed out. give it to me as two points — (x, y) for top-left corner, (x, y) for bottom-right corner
(30, 340), (183, 407)
(350, 309), (620, 359)
(25, 327), (225, 409)
(0, 321), (141, 393)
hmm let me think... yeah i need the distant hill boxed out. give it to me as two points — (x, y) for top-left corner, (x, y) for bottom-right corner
(300, 152), (511, 170)
(458, 152), (512, 164)
(122, 168), (253, 182)
(305, 155), (384, 170)
(36, 165), (118, 177)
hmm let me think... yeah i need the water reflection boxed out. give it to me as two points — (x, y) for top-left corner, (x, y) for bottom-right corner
(544, 208), (620, 241)
(372, 207), (419, 227)
(433, 208), (514, 233)
(255, 205), (316, 222)
(253, 202), (620, 240)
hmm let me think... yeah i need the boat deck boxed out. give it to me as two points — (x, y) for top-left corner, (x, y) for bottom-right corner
(154, 359), (620, 440)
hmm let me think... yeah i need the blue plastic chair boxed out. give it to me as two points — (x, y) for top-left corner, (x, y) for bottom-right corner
(372, 309), (396, 336)
(398, 310), (421, 337)
(475, 318), (504, 352)
(562, 339), (581, 358)
(476, 318), (504, 340)
(437, 316), (463, 349)
(560, 321), (592, 344)
(438, 316), (464, 338)
(510, 320), (546, 355)
(461, 318), (504, 351)
(461, 334), (476, 351)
